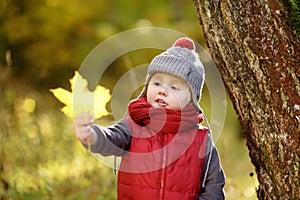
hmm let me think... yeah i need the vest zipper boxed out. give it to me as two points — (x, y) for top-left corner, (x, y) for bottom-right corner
(159, 134), (167, 200)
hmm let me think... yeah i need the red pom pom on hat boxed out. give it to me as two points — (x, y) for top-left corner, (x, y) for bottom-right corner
(172, 37), (195, 50)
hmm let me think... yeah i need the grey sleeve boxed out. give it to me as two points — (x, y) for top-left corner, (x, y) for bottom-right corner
(199, 146), (225, 200)
(82, 118), (131, 156)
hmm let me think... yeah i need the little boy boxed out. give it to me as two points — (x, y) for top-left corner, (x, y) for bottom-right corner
(75, 37), (225, 199)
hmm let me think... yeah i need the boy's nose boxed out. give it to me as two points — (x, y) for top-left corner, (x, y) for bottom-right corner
(158, 86), (168, 96)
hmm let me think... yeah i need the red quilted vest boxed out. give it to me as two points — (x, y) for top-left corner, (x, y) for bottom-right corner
(117, 117), (208, 200)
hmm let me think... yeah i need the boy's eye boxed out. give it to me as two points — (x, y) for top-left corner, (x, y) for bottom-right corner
(171, 85), (178, 90)
(154, 81), (160, 86)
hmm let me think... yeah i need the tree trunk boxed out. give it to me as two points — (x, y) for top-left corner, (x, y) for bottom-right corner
(193, 0), (300, 199)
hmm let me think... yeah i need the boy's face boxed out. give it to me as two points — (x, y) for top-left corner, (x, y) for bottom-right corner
(147, 73), (191, 110)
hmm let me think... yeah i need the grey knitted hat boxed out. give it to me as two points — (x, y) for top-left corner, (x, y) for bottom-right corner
(139, 37), (205, 111)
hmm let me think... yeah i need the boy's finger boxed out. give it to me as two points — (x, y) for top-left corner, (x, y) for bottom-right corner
(80, 120), (93, 126)
(75, 115), (93, 126)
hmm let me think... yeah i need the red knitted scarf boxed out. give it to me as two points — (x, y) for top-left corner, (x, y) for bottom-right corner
(128, 97), (203, 134)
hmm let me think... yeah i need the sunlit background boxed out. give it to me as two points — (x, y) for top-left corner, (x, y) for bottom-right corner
(0, 0), (258, 199)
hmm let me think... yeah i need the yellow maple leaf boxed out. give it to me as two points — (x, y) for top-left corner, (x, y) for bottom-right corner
(50, 71), (111, 119)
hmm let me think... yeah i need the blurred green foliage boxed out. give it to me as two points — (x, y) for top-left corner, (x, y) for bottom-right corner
(0, 0), (258, 199)
(0, 0), (204, 89)
(287, 0), (300, 35)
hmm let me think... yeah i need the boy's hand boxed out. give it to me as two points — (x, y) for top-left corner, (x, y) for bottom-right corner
(74, 113), (97, 145)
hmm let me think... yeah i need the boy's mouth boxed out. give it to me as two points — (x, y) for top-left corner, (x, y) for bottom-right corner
(155, 98), (168, 107)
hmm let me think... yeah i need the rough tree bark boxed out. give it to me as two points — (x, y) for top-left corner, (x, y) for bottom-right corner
(193, 0), (300, 199)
